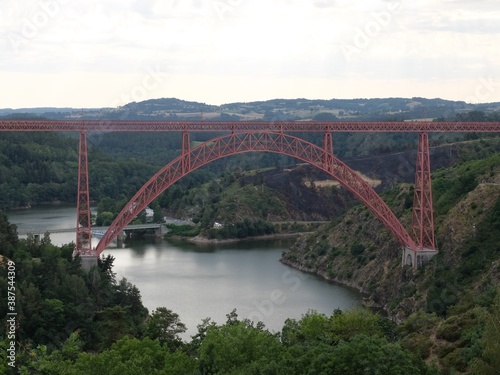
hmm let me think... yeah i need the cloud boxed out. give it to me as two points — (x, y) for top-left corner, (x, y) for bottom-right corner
(0, 0), (499, 107)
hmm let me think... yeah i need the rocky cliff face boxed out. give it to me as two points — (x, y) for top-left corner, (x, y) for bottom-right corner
(244, 139), (500, 222)
(281, 186), (414, 315)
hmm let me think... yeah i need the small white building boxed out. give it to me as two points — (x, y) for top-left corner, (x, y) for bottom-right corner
(213, 222), (224, 228)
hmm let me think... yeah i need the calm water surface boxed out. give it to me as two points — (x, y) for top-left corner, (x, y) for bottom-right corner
(8, 204), (362, 337)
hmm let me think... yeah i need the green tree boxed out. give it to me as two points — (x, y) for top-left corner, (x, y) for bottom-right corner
(96, 211), (114, 226)
(19, 333), (84, 374)
(0, 212), (18, 258)
(95, 305), (134, 350)
(144, 307), (187, 349)
(281, 309), (383, 347)
(33, 298), (66, 345)
(73, 337), (196, 375)
(327, 334), (423, 375)
(198, 320), (283, 374)
(152, 202), (163, 223)
(115, 278), (148, 327)
(281, 311), (331, 346)
(472, 290), (500, 374)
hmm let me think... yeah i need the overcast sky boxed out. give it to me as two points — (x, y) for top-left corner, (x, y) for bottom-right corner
(1, 0), (499, 108)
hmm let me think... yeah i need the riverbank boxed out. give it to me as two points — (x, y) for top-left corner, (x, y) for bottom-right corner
(279, 256), (378, 310)
(175, 231), (309, 244)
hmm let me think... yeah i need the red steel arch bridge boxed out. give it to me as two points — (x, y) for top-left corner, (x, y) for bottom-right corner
(2, 120), (499, 268)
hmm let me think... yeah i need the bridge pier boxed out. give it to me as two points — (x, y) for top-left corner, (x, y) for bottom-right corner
(154, 225), (164, 238)
(117, 232), (126, 247)
(80, 255), (98, 271)
(402, 247), (438, 268)
(75, 132), (92, 257)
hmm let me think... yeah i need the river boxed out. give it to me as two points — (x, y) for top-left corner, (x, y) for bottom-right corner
(8, 203), (362, 338)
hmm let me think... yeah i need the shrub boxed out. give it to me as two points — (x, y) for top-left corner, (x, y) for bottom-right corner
(350, 243), (365, 256)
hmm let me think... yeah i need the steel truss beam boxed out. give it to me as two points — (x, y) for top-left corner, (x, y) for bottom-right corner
(1, 120), (500, 133)
(95, 132), (417, 255)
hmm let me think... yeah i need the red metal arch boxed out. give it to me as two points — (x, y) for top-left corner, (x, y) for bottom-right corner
(95, 132), (417, 255)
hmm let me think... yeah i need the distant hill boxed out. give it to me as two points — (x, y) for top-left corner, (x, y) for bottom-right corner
(0, 107), (76, 116)
(2, 96), (500, 122)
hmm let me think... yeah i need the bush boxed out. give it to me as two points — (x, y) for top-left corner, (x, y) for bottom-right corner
(350, 243), (365, 256)
(436, 315), (474, 342)
(316, 240), (329, 256)
(165, 224), (200, 237)
(400, 333), (433, 359)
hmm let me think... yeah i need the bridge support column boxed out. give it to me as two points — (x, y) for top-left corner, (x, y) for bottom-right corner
(404, 132), (437, 268)
(182, 132), (191, 174)
(322, 131), (334, 170)
(75, 132), (94, 258)
(412, 132), (436, 251)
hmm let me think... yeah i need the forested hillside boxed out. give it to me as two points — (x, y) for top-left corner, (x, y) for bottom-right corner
(0, 133), (159, 210)
(281, 146), (500, 374)
(0, 133), (78, 208)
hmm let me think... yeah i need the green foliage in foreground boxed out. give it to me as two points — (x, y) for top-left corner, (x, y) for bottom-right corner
(2, 212), (499, 374)
(0, 212), (148, 353)
(14, 309), (440, 375)
(0, 213), (440, 374)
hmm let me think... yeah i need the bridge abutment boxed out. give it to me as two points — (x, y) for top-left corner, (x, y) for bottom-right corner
(402, 247), (438, 268)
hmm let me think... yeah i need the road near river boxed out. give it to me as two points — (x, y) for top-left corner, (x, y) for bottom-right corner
(8, 203), (362, 338)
